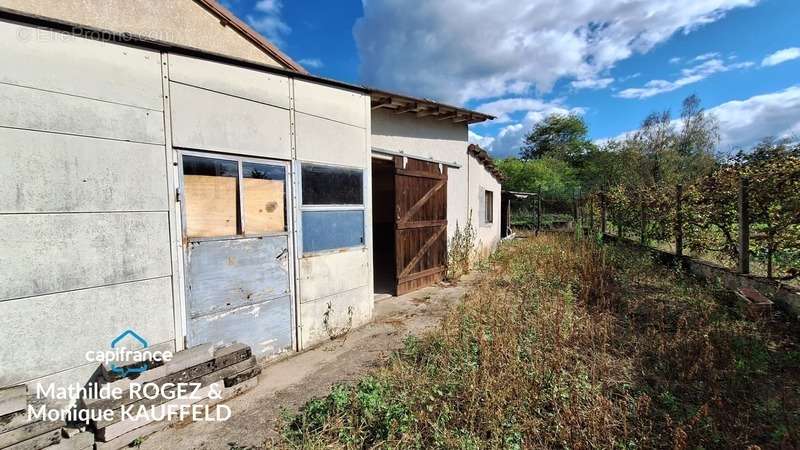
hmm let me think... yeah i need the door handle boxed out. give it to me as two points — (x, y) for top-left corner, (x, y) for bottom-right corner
(276, 248), (288, 260)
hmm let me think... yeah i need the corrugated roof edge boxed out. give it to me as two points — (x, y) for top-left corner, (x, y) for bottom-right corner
(468, 144), (505, 183)
(0, 6), (494, 124)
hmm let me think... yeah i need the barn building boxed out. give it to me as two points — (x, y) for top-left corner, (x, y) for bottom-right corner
(0, 0), (502, 403)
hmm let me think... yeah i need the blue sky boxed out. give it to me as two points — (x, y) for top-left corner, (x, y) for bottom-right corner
(223, 0), (799, 158)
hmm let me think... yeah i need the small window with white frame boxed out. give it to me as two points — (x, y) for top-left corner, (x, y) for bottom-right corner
(300, 163), (365, 255)
(481, 188), (494, 225)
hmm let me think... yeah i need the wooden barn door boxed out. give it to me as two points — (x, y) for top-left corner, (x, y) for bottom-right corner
(394, 156), (448, 295)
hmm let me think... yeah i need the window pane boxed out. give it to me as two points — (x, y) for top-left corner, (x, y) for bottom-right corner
(302, 164), (363, 205)
(302, 210), (364, 253)
(183, 156), (239, 237)
(243, 162), (286, 234)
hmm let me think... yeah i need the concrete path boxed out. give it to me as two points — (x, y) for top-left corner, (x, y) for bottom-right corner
(140, 275), (475, 450)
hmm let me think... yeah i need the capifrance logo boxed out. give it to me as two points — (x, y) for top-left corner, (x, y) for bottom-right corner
(84, 329), (173, 376)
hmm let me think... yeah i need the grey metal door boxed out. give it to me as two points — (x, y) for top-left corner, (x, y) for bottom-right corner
(180, 152), (294, 359)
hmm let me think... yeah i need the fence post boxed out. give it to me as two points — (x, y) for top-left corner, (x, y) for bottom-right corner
(572, 190), (578, 228)
(738, 176), (750, 274)
(675, 184), (683, 258)
(536, 189), (542, 235)
(600, 192), (607, 236)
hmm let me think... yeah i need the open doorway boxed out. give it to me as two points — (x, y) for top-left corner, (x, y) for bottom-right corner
(371, 157), (396, 298)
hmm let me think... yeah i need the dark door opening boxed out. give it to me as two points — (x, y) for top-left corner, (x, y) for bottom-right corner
(371, 157), (396, 297)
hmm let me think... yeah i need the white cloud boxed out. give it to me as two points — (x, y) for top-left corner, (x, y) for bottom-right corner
(473, 101), (587, 157)
(354, 0), (758, 104)
(246, 0), (290, 46)
(669, 57), (682, 64)
(571, 77), (615, 90)
(298, 58), (324, 69)
(711, 85), (800, 150)
(761, 47), (800, 67)
(468, 130), (495, 149)
(472, 97), (584, 124)
(691, 51), (720, 62)
(617, 57), (753, 99)
(597, 86), (800, 152)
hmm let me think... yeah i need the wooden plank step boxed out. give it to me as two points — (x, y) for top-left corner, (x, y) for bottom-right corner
(43, 431), (93, 450)
(3, 428), (60, 450)
(0, 386), (27, 417)
(95, 381), (222, 442)
(0, 418), (64, 448)
(84, 344), (250, 413)
(93, 356), (256, 428)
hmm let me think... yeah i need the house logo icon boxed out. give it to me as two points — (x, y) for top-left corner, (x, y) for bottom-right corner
(109, 329), (149, 376)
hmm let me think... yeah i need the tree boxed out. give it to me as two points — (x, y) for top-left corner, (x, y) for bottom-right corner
(521, 114), (593, 161)
(494, 157), (579, 198)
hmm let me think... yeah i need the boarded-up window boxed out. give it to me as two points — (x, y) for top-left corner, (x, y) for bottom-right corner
(183, 156), (239, 237)
(301, 164), (363, 205)
(243, 162), (286, 234)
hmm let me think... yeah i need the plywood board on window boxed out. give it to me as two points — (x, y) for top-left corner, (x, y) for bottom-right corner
(243, 178), (285, 234)
(184, 175), (237, 237)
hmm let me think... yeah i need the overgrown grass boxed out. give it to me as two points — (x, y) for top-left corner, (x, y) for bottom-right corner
(282, 234), (800, 449)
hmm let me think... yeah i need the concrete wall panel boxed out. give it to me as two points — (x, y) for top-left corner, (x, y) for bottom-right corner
(299, 286), (372, 348)
(168, 54), (290, 108)
(294, 80), (366, 128)
(169, 82), (290, 159)
(0, 128), (167, 213)
(0, 277), (175, 387)
(0, 21), (163, 110)
(295, 112), (366, 168)
(0, 212), (172, 301)
(0, 83), (164, 145)
(298, 248), (370, 303)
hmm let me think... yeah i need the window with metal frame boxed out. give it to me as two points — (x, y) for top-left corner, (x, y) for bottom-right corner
(300, 163), (365, 254)
(182, 154), (287, 239)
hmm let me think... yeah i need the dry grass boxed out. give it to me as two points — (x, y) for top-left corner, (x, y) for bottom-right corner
(282, 234), (800, 449)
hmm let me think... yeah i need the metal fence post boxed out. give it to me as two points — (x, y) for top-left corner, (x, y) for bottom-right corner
(738, 176), (750, 274)
(675, 184), (683, 258)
